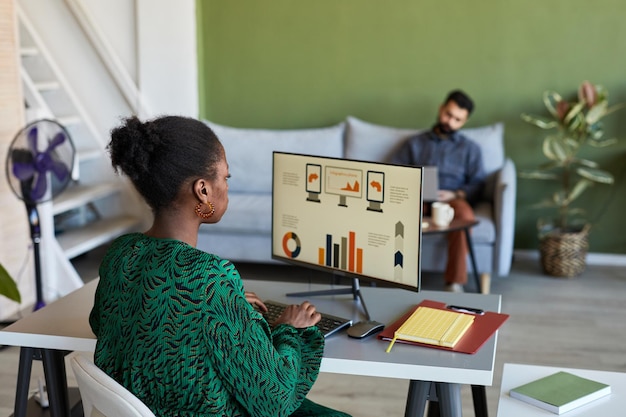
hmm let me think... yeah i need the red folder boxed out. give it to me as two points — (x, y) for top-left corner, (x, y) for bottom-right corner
(377, 299), (509, 354)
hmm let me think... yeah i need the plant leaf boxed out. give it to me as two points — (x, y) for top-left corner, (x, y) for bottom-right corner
(538, 160), (560, 171)
(603, 102), (626, 117)
(543, 135), (568, 162)
(567, 208), (587, 217)
(521, 113), (558, 129)
(531, 198), (557, 209)
(564, 137), (582, 149)
(0, 263), (21, 303)
(543, 91), (562, 118)
(594, 84), (608, 102)
(553, 190), (567, 206)
(588, 137), (618, 147)
(577, 167), (614, 184)
(566, 112), (585, 132)
(519, 170), (558, 180)
(574, 158), (598, 168)
(563, 101), (585, 125)
(585, 100), (608, 125)
(590, 128), (604, 140)
(565, 179), (592, 204)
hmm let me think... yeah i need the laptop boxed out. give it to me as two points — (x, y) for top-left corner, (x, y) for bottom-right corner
(422, 166), (439, 202)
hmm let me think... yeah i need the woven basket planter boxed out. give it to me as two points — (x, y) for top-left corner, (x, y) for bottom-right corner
(539, 225), (590, 277)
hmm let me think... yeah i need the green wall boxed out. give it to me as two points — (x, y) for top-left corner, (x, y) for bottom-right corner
(197, 0), (626, 254)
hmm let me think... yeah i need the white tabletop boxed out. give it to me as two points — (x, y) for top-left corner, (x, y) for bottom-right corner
(0, 279), (98, 352)
(497, 363), (626, 416)
(245, 280), (501, 386)
(0, 278), (502, 386)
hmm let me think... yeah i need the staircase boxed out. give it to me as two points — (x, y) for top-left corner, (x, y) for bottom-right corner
(16, 8), (143, 294)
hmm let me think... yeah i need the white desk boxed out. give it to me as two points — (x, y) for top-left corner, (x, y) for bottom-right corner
(497, 363), (626, 416)
(0, 280), (98, 352)
(0, 279), (502, 417)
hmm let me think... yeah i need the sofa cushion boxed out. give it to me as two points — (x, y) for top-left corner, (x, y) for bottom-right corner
(462, 123), (505, 199)
(344, 116), (504, 199)
(344, 116), (424, 162)
(461, 123), (504, 177)
(204, 120), (345, 194)
(201, 193), (272, 234)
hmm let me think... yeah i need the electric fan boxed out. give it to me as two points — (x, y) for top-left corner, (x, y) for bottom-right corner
(5, 119), (75, 310)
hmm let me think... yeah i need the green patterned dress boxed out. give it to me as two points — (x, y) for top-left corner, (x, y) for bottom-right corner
(89, 233), (350, 417)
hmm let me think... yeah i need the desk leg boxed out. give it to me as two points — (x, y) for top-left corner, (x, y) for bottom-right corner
(405, 381), (463, 417)
(435, 383), (462, 417)
(405, 380), (430, 417)
(463, 229), (481, 293)
(471, 385), (488, 417)
(14, 347), (36, 417)
(41, 349), (71, 417)
(426, 402), (440, 417)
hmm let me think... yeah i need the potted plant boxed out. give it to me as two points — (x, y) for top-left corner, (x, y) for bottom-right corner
(521, 81), (622, 277)
(0, 262), (21, 303)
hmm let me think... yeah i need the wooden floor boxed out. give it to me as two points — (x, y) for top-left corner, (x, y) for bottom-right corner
(1, 252), (625, 417)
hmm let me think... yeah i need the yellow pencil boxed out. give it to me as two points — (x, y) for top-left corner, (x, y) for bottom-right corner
(386, 335), (398, 353)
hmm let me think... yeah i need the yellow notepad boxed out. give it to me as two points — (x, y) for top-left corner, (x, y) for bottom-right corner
(386, 306), (474, 352)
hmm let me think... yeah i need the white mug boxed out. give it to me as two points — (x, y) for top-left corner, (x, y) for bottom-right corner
(432, 202), (455, 227)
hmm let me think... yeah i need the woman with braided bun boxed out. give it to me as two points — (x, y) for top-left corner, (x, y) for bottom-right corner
(89, 115), (350, 417)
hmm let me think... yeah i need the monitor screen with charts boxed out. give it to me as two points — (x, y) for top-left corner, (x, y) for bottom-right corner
(272, 152), (424, 292)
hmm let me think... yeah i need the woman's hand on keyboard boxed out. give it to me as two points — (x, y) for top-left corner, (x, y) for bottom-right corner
(274, 301), (322, 329)
(245, 291), (267, 313)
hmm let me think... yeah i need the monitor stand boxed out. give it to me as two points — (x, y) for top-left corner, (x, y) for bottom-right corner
(286, 277), (382, 335)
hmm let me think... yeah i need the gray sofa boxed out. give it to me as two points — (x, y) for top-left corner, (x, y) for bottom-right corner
(199, 116), (516, 278)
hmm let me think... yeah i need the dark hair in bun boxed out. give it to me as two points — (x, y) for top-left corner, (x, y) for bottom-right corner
(108, 115), (222, 212)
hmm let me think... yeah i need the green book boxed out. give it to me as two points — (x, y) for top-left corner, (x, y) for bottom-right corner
(509, 371), (611, 415)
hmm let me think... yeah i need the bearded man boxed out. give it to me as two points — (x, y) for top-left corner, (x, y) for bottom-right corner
(391, 90), (485, 292)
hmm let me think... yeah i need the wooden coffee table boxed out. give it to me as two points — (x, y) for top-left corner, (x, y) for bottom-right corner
(422, 217), (490, 294)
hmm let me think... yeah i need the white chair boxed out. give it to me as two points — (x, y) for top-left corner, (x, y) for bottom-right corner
(70, 355), (156, 417)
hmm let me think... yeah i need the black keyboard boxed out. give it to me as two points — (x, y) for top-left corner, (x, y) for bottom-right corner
(262, 300), (352, 338)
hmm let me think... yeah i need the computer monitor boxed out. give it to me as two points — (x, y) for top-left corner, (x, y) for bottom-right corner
(272, 152), (424, 309)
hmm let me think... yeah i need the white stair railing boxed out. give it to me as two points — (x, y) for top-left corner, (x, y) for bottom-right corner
(65, 0), (152, 119)
(18, 6), (107, 151)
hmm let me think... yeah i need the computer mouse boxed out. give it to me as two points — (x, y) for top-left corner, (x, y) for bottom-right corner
(346, 320), (385, 339)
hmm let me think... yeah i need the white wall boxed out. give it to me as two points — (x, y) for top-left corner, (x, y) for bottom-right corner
(83, 0), (138, 84)
(136, 0), (198, 117)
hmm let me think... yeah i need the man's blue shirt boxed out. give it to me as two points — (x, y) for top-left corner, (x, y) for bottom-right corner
(390, 129), (485, 204)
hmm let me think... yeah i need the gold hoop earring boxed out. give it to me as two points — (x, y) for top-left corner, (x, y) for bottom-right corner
(195, 202), (215, 219)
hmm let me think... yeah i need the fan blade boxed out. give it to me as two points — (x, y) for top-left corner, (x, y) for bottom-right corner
(48, 131), (66, 149)
(12, 162), (36, 181)
(49, 159), (70, 182)
(30, 173), (48, 201)
(27, 126), (39, 152)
